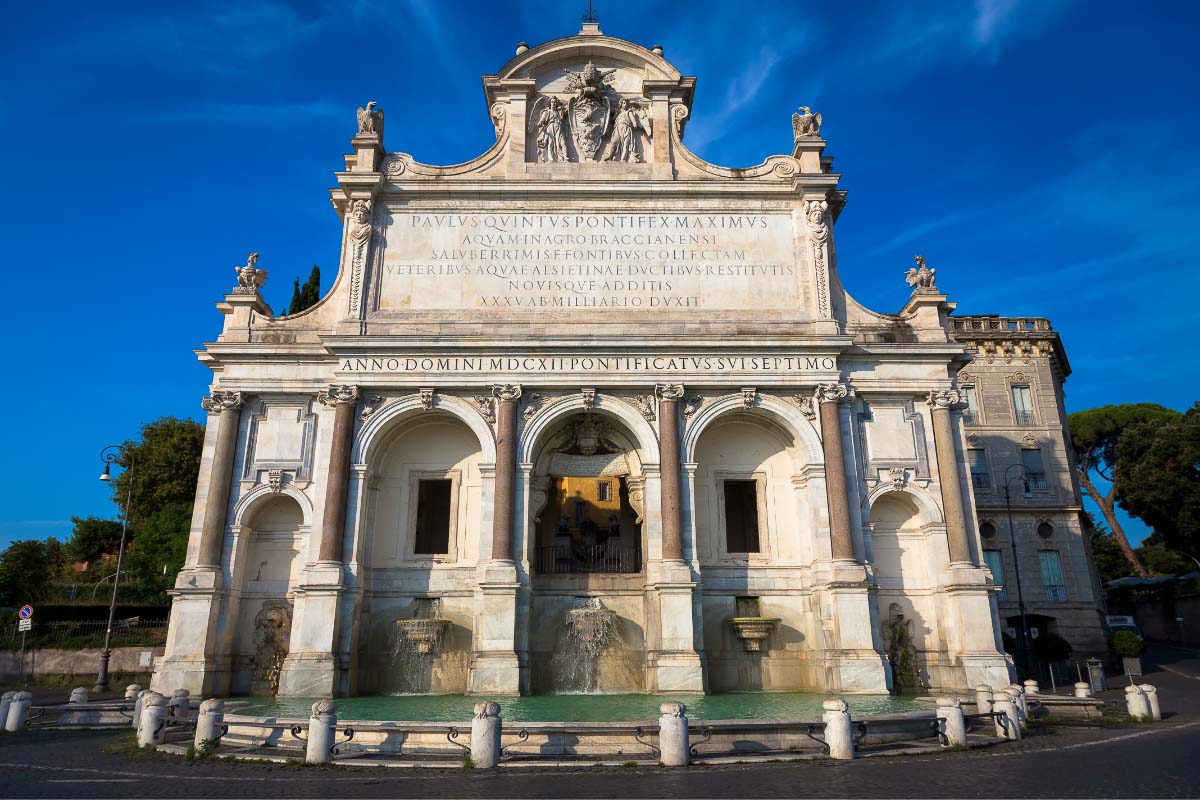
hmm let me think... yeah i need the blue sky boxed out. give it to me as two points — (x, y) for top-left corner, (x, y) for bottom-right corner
(1, 0), (1197, 548)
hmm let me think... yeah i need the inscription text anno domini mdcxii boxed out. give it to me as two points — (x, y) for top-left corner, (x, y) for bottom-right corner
(337, 354), (838, 376)
(379, 212), (803, 312)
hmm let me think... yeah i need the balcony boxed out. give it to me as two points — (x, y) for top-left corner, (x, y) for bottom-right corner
(971, 472), (991, 490)
(536, 544), (642, 575)
(1026, 471), (1048, 490)
(1043, 585), (1068, 602)
(1014, 410), (1035, 425)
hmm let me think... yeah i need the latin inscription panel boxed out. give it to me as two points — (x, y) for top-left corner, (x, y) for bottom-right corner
(377, 212), (803, 313)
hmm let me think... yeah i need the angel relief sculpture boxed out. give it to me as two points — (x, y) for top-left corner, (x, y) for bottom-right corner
(530, 95), (569, 163)
(605, 99), (652, 163)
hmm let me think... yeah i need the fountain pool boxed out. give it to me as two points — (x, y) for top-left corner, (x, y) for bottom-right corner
(235, 691), (923, 722)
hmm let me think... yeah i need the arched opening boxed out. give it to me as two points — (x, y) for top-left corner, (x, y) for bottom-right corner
(357, 413), (485, 694)
(232, 494), (304, 696)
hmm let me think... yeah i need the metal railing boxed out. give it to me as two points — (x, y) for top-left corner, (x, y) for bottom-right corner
(1043, 585), (1068, 602)
(1014, 410), (1036, 425)
(536, 544), (641, 575)
(1025, 471), (1048, 490)
(971, 473), (991, 490)
(2, 618), (168, 651)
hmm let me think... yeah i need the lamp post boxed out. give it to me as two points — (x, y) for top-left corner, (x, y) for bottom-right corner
(94, 445), (134, 693)
(1002, 463), (1033, 677)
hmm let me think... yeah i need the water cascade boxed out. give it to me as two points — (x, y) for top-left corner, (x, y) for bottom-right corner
(390, 598), (451, 693)
(552, 597), (620, 693)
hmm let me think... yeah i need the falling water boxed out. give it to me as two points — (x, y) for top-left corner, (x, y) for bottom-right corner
(390, 598), (450, 694)
(552, 597), (620, 693)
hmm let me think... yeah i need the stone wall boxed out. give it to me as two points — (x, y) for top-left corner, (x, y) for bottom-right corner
(0, 646), (163, 682)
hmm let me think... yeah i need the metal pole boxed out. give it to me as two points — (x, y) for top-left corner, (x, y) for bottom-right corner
(94, 453), (134, 693)
(1004, 470), (1031, 678)
(20, 628), (26, 687)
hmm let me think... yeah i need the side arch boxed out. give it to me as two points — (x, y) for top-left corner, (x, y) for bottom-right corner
(519, 394), (659, 466)
(231, 484), (314, 529)
(682, 393), (822, 466)
(353, 394), (497, 465)
(861, 483), (945, 527)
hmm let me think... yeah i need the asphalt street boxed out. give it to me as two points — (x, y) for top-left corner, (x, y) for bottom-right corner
(3, 647), (1199, 799)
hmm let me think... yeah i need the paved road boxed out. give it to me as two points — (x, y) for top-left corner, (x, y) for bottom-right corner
(3, 648), (1200, 799)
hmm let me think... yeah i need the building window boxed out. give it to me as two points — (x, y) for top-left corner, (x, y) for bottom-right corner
(1011, 384), (1035, 425)
(962, 385), (980, 425)
(1022, 448), (1047, 489)
(979, 520), (997, 539)
(983, 549), (1007, 601)
(968, 448), (990, 489)
(414, 479), (453, 555)
(723, 479), (761, 553)
(596, 480), (612, 502)
(1039, 550), (1068, 602)
(1036, 521), (1054, 539)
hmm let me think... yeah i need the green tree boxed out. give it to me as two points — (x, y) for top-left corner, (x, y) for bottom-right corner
(286, 277), (302, 315)
(122, 504), (192, 603)
(0, 539), (67, 606)
(1116, 402), (1200, 562)
(67, 515), (126, 563)
(1068, 403), (1181, 577)
(1085, 513), (1128, 584)
(289, 265), (321, 313)
(108, 417), (205, 526)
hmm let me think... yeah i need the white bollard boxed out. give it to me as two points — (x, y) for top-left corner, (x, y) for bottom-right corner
(1139, 685), (1161, 721)
(1023, 679), (1039, 696)
(1008, 684), (1028, 724)
(4, 691), (31, 732)
(69, 687), (89, 705)
(0, 692), (14, 729)
(822, 698), (855, 760)
(1125, 685), (1151, 720)
(992, 690), (1021, 740)
(138, 691), (168, 747)
(194, 698), (225, 753)
(974, 684), (994, 713)
(131, 690), (147, 730)
(470, 701), (502, 768)
(658, 701), (690, 767)
(168, 688), (190, 720)
(935, 697), (968, 748)
(305, 699), (337, 764)
(1074, 681), (1092, 698)
(124, 684), (143, 700)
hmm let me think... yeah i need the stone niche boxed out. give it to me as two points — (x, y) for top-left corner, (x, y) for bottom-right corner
(355, 595), (471, 695)
(527, 592), (645, 694)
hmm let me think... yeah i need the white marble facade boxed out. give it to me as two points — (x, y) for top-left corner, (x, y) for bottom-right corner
(152, 23), (1019, 699)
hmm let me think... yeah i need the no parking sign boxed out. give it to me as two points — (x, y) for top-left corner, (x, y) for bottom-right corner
(18, 604), (32, 620)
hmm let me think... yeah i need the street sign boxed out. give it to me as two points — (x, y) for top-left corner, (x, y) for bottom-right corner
(18, 604), (32, 620)
(18, 619), (31, 631)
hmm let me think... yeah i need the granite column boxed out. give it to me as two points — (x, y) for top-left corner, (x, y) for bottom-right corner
(317, 385), (359, 563)
(929, 389), (973, 566)
(817, 383), (856, 562)
(196, 391), (244, 568)
(656, 384), (685, 562)
(491, 384), (521, 562)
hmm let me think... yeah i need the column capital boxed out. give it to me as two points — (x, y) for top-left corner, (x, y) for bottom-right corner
(655, 383), (685, 400)
(201, 390), (244, 414)
(491, 383), (522, 402)
(318, 384), (360, 408)
(927, 389), (965, 410)
(816, 382), (855, 405)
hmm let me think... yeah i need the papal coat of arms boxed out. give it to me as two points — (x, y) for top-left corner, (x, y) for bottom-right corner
(565, 62), (616, 159)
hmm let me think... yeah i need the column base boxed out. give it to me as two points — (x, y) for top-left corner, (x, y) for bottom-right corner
(150, 655), (224, 696)
(647, 651), (705, 694)
(277, 652), (340, 697)
(959, 653), (1015, 691)
(470, 569), (523, 696)
(467, 652), (522, 695)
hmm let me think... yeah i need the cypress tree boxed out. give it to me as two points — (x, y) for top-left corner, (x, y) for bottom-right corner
(300, 265), (321, 310)
(287, 278), (302, 315)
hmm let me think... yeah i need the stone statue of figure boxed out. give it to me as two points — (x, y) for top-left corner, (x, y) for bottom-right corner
(234, 252), (267, 292)
(534, 96), (569, 162)
(356, 101), (384, 136)
(792, 105), (822, 140)
(905, 254), (937, 293)
(605, 99), (651, 163)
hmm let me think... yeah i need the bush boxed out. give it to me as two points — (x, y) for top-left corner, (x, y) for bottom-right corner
(1111, 630), (1144, 657)
(1033, 632), (1073, 663)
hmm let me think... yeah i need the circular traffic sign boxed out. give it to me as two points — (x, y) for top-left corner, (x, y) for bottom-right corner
(18, 605), (32, 620)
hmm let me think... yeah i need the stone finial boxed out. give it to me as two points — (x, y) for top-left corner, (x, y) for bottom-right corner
(822, 698), (849, 713)
(201, 390), (244, 414)
(69, 687), (88, 704)
(905, 255), (937, 293)
(199, 698), (225, 713)
(356, 101), (383, 136)
(171, 689), (190, 700)
(311, 698), (337, 716)
(124, 683), (143, 699)
(659, 701), (687, 718)
(651, 44), (664, 57)
(792, 106), (822, 140)
(515, 42), (529, 55)
(474, 700), (502, 719)
(142, 691), (167, 707)
(233, 252), (267, 294)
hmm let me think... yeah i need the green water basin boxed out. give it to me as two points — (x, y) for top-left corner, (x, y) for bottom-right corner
(236, 692), (924, 723)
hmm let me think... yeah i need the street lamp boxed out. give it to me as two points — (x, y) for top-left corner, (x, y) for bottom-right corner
(94, 445), (135, 693)
(1002, 462), (1033, 677)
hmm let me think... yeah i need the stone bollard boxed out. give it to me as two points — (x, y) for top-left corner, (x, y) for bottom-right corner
(1023, 679), (1039, 696)
(1139, 685), (1161, 721)
(935, 698), (968, 748)
(168, 689), (191, 720)
(821, 698), (855, 760)
(4, 691), (30, 732)
(124, 684), (143, 700)
(658, 701), (690, 767)
(132, 690), (147, 730)
(194, 699), (225, 753)
(1074, 682), (1092, 699)
(305, 699), (337, 764)
(138, 692), (168, 747)
(0, 692), (14, 730)
(1008, 684), (1027, 724)
(974, 684), (994, 713)
(992, 690), (1021, 740)
(69, 687), (89, 705)
(1124, 685), (1151, 720)
(470, 701), (502, 768)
